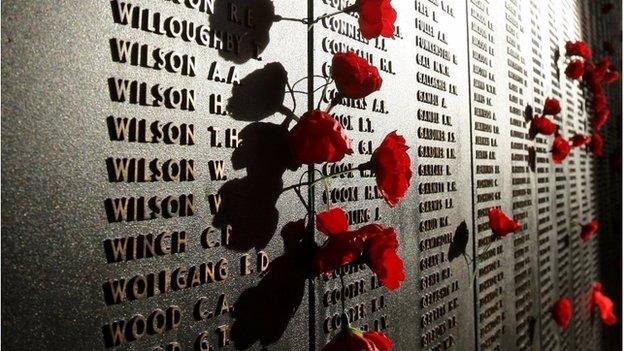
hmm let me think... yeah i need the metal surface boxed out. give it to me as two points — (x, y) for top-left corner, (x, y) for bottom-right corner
(1, 0), (621, 350)
(312, 1), (475, 350)
(2, 1), (310, 350)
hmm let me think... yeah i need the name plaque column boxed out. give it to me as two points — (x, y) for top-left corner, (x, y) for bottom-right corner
(311, 1), (413, 348)
(547, 5), (578, 350)
(560, 1), (591, 348)
(3, 1), (312, 350)
(465, 0), (519, 349)
(311, 0), (474, 350)
(504, 0), (541, 349)
(98, 1), (316, 350)
(570, 29), (600, 343)
(525, 1), (560, 349)
(412, 1), (475, 350)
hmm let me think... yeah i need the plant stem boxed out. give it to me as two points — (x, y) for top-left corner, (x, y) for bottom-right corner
(286, 81), (297, 112)
(276, 6), (353, 27)
(292, 75), (333, 91)
(317, 77), (333, 110)
(273, 15), (307, 23)
(307, 9), (348, 31)
(312, 168), (359, 185)
(317, 9), (346, 21)
(325, 93), (343, 113)
(282, 167), (359, 193)
(314, 81), (333, 93)
(292, 184), (309, 211)
(278, 106), (299, 122)
(291, 75), (309, 88)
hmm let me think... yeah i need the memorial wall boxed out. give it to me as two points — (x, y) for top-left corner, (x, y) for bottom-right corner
(1, 0), (621, 350)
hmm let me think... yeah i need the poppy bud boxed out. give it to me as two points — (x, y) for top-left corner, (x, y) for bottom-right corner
(552, 297), (573, 330)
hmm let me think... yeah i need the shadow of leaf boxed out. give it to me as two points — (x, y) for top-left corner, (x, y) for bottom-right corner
(212, 122), (296, 252)
(228, 62), (288, 122)
(448, 221), (469, 262)
(230, 219), (310, 349)
(524, 104), (534, 123)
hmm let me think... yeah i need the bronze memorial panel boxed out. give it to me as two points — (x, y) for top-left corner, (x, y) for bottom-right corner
(1, 0), (621, 350)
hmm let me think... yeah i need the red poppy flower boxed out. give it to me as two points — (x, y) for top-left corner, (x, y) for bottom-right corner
(543, 97), (562, 115)
(584, 61), (595, 72)
(488, 208), (520, 237)
(288, 110), (353, 165)
(605, 70), (620, 84)
(590, 132), (604, 157)
(602, 3), (615, 14)
(604, 41), (616, 55)
(314, 229), (366, 276)
(551, 135), (572, 164)
(363, 332), (393, 350)
(332, 52), (383, 99)
(588, 57), (612, 87)
(552, 297), (573, 330)
(314, 210), (404, 290)
(585, 65), (605, 92)
(597, 57), (612, 73)
(596, 57), (610, 71)
(370, 131), (412, 207)
(565, 41), (592, 60)
(362, 224), (405, 290)
(317, 208), (350, 236)
(322, 328), (393, 351)
(592, 108), (610, 130)
(592, 282), (618, 326)
(592, 94), (608, 111)
(587, 76), (605, 96)
(571, 134), (592, 148)
(584, 61), (596, 77)
(580, 219), (599, 241)
(355, 0), (397, 40)
(565, 60), (585, 79)
(314, 208), (364, 274)
(530, 115), (557, 136)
